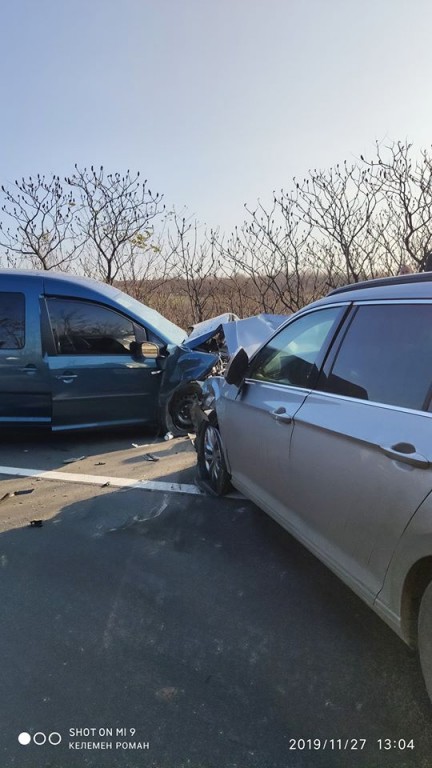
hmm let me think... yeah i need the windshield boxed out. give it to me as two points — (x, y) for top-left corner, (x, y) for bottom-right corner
(114, 292), (185, 346)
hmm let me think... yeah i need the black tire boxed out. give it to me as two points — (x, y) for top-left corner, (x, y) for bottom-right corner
(197, 418), (232, 496)
(418, 580), (432, 702)
(167, 383), (202, 435)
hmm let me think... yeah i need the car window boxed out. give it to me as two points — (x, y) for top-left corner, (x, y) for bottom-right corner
(47, 299), (136, 355)
(249, 307), (342, 388)
(0, 292), (25, 349)
(324, 303), (432, 410)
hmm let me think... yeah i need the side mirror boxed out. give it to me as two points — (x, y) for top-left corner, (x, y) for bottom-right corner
(141, 341), (160, 358)
(225, 347), (249, 387)
(130, 341), (160, 359)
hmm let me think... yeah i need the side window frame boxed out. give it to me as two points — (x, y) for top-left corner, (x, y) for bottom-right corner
(318, 300), (432, 412)
(316, 304), (359, 393)
(45, 297), (142, 356)
(0, 292), (26, 350)
(246, 303), (350, 390)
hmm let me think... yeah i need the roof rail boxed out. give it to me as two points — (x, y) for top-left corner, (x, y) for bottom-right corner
(328, 272), (432, 296)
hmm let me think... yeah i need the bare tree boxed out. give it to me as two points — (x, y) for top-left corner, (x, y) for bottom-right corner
(285, 160), (386, 285)
(167, 215), (220, 324)
(67, 166), (164, 285)
(362, 141), (432, 272)
(0, 174), (80, 270)
(215, 196), (324, 315)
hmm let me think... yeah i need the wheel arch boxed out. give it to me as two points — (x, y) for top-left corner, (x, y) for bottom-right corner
(400, 557), (432, 647)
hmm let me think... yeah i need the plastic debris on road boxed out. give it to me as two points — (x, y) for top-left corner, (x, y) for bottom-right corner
(143, 453), (159, 462)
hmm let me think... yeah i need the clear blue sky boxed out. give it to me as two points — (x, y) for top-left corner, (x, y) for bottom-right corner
(1, 0), (431, 233)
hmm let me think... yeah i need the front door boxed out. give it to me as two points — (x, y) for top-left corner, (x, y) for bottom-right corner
(219, 305), (346, 522)
(45, 297), (162, 429)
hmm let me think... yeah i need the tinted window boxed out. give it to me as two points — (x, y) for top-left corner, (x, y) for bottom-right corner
(325, 304), (432, 410)
(249, 307), (342, 388)
(0, 293), (25, 349)
(47, 299), (136, 355)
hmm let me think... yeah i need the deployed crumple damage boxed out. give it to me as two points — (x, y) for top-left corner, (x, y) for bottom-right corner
(160, 312), (288, 433)
(160, 346), (218, 401)
(184, 313), (239, 349)
(221, 313), (287, 357)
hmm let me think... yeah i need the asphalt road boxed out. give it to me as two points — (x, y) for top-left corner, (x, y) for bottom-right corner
(0, 429), (431, 768)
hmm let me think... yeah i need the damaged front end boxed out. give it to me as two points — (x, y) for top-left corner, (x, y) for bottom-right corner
(159, 346), (219, 435)
(160, 312), (288, 435)
(158, 314), (234, 434)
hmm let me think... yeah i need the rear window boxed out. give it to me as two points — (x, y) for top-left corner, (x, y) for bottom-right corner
(0, 292), (25, 349)
(324, 303), (432, 410)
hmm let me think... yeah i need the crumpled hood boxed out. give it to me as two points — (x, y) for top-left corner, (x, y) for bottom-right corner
(222, 313), (288, 357)
(183, 313), (239, 349)
(183, 312), (288, 356)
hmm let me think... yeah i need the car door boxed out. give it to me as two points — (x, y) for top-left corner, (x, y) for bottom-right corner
(219, 305), (347, 524)
(0, 280), (51, 426)
(287, 301), (432, 603)
(45, 297), (163, 429)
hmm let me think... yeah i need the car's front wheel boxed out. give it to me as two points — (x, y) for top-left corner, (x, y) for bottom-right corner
(167, 383), (202, 435)
(197, 418), (232, 495)
(418, 580), (432, 701)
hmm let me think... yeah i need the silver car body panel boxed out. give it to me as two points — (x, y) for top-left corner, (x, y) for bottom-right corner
(208, 286), (432, 644)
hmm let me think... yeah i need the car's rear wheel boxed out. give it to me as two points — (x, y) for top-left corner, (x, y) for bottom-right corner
(418, 580), (432, 701)
(197, 419), (232, 495)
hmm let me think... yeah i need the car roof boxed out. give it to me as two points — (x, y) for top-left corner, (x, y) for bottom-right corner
(329, 271), (432, 298)
(0, 268), (186, 345)
(0, 268), (119, 298)
(310, 272), (432, 307)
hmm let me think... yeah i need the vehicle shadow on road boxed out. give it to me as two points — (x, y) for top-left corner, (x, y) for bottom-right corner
(1, 485), (432, 767)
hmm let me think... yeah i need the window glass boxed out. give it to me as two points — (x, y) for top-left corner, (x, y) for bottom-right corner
(325, 304), (432, 410)
(116, 293), (185, 345)
(0, 293), (25, 349)
(47, 299), (136, 355)
(249, 307), (342, 388)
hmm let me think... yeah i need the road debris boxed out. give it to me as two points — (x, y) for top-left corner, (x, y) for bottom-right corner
(164, 432), (174, 441)
(95, 461), (106, 466)
(143, 453), (159, 462)
(101, 482), (110, 488)
(29, 520), (43, 528)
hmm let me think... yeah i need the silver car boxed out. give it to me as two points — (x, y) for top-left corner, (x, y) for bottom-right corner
(195, 272), (432, 702)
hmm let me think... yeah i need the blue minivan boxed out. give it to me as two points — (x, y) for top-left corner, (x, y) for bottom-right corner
(0, 269), (220, 433)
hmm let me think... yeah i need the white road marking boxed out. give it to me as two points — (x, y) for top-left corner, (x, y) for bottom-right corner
(0, 466), (204, 496)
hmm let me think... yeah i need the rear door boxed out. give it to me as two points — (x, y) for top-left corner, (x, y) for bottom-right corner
(45, 297), (162, 429)
(0, 278), (51, 426)
(287, 301), (432, 602)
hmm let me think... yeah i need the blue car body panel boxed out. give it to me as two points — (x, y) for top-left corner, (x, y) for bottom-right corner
(0, 269), (282, 432)
(0, 270), (217, 431)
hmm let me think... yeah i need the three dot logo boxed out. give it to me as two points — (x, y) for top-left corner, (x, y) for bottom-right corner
(18, 731), (61, 746)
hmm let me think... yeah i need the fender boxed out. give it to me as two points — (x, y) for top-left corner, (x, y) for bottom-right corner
(158, 346), (218, 418)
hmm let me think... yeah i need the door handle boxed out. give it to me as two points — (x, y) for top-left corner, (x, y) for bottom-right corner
(270, 407), (293, 425)
(56, 372), (78, 383)
(380, 442), (430, 469)
(19, 364), (37, 376)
